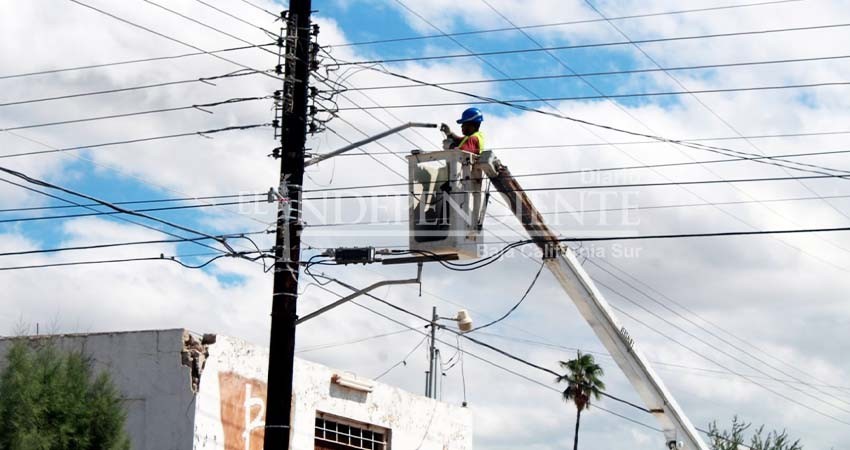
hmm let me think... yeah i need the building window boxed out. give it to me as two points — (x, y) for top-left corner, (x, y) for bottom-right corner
(314, 413), (389, 450)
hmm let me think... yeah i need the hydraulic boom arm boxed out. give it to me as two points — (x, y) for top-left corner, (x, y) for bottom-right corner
(477, 152), (708, 450)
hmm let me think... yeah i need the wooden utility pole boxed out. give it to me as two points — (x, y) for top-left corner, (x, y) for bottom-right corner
(264, 1), (312, 449)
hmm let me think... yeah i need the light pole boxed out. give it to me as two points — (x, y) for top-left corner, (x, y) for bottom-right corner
(425, 307), (473, 399)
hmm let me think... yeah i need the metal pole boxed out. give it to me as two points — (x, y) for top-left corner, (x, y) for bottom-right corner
(304, 122), (437, 167)
(264, 1), (311, 449)
(427, 306), (438, 399)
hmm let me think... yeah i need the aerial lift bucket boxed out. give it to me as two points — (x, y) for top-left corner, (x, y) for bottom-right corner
(407, 150), (485, 259)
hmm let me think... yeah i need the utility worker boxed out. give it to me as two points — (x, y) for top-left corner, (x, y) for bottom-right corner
(440, 107), (485, 155)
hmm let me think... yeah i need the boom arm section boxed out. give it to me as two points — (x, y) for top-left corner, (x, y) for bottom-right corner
(478, 152), (708, 450)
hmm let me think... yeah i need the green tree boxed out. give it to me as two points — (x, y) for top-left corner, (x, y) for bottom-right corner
(0, 339), (130, 450)
(556, 351), (606, 450)
(708, 416), (802, 450)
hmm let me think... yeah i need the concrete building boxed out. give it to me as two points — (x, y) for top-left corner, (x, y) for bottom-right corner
(0, 329), (472, 450)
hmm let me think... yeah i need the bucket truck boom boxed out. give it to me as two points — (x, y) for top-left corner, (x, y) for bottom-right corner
(476, 151), (708, 450)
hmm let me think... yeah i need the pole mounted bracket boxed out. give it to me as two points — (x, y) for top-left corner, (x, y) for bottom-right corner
(304, 122), (438, 167)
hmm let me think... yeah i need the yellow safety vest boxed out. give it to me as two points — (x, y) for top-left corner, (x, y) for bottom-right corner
(458, 131), (485, 155)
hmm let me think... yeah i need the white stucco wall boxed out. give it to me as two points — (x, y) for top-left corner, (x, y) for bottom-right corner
(0, 330), (471, 450)
(195, 335), (473, 450)
(0, 329), (196, 450)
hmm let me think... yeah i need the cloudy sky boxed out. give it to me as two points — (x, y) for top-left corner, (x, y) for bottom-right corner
(3, 0), (850, 448)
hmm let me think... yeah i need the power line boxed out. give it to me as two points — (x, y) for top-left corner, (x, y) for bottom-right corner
(581, 0), (850, 252)
(0, 43), (274, 81)
(470, 262), (545, 332)
(326, 0), (800, 48)
(303, 173), (850, 200)
(0, 251), (264, 272)
(190, 0), (278, 38)
(295, 328), (414, 353)
(586, 257), (850, 410)
(0, 165), (240, 253)
(68, 0), (282, 82)
(303, 147), (850, 193)
(342, 0), (850, 277)
(335, 22), (850, 66)
(313, 282), (660, 429)
(0, 231), (267, 258)
(313, 272), (660, 414)
(0, 199), (267, 224)
(235, 0), (279, 19)
(305, 192), (850, 229)
(373, 334), (429, 380)
(0, 177), (227, 256)
(140, 0), (277, 57)
(598, 281), (850, 425)
(0, 71), (268, 108)
(0, 123), (270, 159)
(476, 331), (850, 393)
(334, 80), (850, 110)
(0, 193), (265, 214)
(338, 54), (850, 92)
(0, 95), (271, 132)
(324, 129), (849, 159)
(342, 66), (850, 179)
(597, 259), (850, 399)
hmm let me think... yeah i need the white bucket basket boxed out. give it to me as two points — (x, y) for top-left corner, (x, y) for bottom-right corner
(407, 150), (484, 259)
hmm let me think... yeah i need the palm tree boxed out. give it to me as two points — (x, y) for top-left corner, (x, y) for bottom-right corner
(556, 351), (606, 450)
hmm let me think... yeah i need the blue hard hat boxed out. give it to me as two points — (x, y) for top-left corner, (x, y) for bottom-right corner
(456, 107), (484, 124)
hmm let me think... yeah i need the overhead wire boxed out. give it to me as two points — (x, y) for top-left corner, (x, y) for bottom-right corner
(68, 0), (283, 81)
(333, 80), (850, 111)
(0, 95), (272, 132)
(373, 334), (429, 380)
(302, 173), (850, 200)
(470, 261), (545, 332)
(336, 21), (850, 66)
(0, 165), (241, 253)
(0, 71), (268, 108)
(140, 0), (278, 56)
(586, 257), (850, 409)
(0, 177), (228, 256)
(0, 192), (265, 214)
(295, 328), (414, 354)
(594, 258), (850, 397)
(0, 127), (278, 246)
(598, 280), (850, 425)
(235, 0), (278, 19)
(0, 123), (270, 159)
(476, 331), (850, 394)
(190, 0), (279, 38)
(326, 0), (801, 48)
(337, 54), (850, 92)
(304, 192), (850, 229)
(0, 198), (267, 224)
(305, 268), (649, 412)
(311, 281), (659, 429)
(0, 250), (267, 272)
(0, 230), (267, 258)
(302, 147), (850, 193)
(581, 0), (850, 251)
(0, 43), (274, 81)
(382, 0), (850, 276)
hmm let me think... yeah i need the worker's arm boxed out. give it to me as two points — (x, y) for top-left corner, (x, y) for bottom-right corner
(440, 123), (463, 147)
